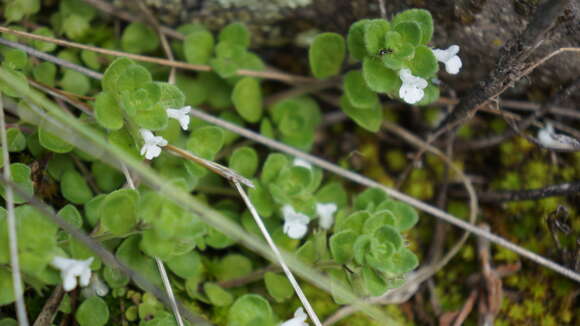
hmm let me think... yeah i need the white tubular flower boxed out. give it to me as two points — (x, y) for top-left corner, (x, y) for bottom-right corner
(316, 202), (337, 230)
(432, 45), (462, 74)
(280, 307), (309, 326)
(139, 129), (168, 160)
(398, 68), (428, 104)
(293, 158), (312, 169)
(50, 256), (94, 292)
(282, 205), (310, 239)
(166, 106), (192, 130)
(538, 123), (580, 150)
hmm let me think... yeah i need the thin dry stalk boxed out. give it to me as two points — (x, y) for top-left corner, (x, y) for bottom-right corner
(0, 94), (30, 326)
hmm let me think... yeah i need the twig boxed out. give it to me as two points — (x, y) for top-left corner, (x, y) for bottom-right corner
(28, 79), (94, 116)
(0, 94), (30, 326)
(0, 177), (213, 326)
(452, 181), (580, 202)
(187, 108), (580, 284)
(0, 37), (103, 79)
(233, 181), (322, 326)
(433, 0), (573, 134)
(132, 0), (177, 84)
(121, 157), (185, 326)
(32, 286), (65, 326)
(377, 0), (387, 19)
(0, 26), (315, 84)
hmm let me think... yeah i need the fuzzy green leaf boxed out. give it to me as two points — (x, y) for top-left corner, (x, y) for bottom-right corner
(75, 294), (109, 326)
(229, 146), (258, 178)
(374, 225), (403, 251)
(409, 45), (438, 78)
(167, 251), (204, 279)
(94, 91), (124, 130)
(117, 64), (152, 93)
(205, 282), (233, 306)
(61, 169), (93, 204)
(102, 57), (134, 94)
(264, 272), (293, 303)
(32, 27), (57, 52)
(309, 32), (345, 79)
(184, 29), (214, 65)
(0, 163), (33, 204)
(392, 9), (434, 45)
(344, 70), (379, 109)
(219, 22), (251, 49)
(100, 189), (138, 236)
(121, 22), (159, 54)
(33, 62), (56, 87)
(354, 188), (388, 211)
(227, 294), (273, 326)
(347, 19), (370, 61)
(60, 69), (91, 96)
(340, 95), (383, 132)
(384, 247), (419, 275)
(330, 230), (357, 263)
(232, 77), (262, 123)
(6, 128), (26, 152)
(39, 124), (74, 153)
(393, 21), (422, 46)
(91, 161), (124, 192)
(364, 19), (390, 55)
(362, 266), (387, 296)
(362, 57), (401, 95)
(380, 200), (419, 231)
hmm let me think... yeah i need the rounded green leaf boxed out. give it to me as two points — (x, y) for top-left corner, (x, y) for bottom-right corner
(374, 225), (403, 251)
(214, 254), (252, 282)
(248, 181), (274, 217)
(204, 282), (233, 306)
(364, 19), (390, 55)
(416, 83), (440, 106)
(167, 251), (204, 279)
(309, 32), (345, 79)
(276, 166), (312, 196)
(232, 77), (262, 123)
(0, 163), (33, 204)
(6, 128), (26, 152)
(2, 48), (27, 70)
(393, 21), (422, 46)
(187, 126), (224, 160)
(261, 153), (288, 184)
(84, 194), (105, 227)
(62, 14), (90, 40)
(409, 45), (438, 78)
(102, 57), (134, 93)
(58, 204), (83, 228)
(91, 161), (124, 192)
(60, 69), (90, 96)
(344, 70), (379, 109)
(384, 247), (419, 275)
(61, 169), (93, 204)
(363, 210), (396, 234)
(354, 188), (389, 211)
(264, 272), (293, 302)
(227, 294), (273, 326)
(362, 57), (401, 95)
(340, 95), (383, 133)
(362, 266), (387, 296)
(335, 210), (370, 235)
(100, 189), (138, 236)
(184, 29), (214, 65)
(229, 146), (258, 178)
(117, 64), (152, 93)
(33, 62), (56, 87)
(0, 268), (20, 305)
(121, 22), (159, 54)
(381, 200), (419, 231)
(219, 22), (251, 49)
(134, 103), (168, 131)
(94, 91), (124, 130)
(176, 73), (207, 106)
(392, 9), (434, 45)
(347, 19), (371, 61)
(116, 236), (161, 286)
(103, 265), (129, 288)
(75, 296), (109, 326)
(330, 230), (357, 263)
(39, 123), (74, 153)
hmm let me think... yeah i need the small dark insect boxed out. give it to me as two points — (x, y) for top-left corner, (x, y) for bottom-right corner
(378, 48), (393, 56)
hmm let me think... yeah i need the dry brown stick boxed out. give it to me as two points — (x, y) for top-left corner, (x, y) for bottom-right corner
(451, 181), (580, 203)
(132, 0), (177, 83)
(33, 286), (65, 326)
(433, 0), (573, 134)
(0, 26), (315, 84)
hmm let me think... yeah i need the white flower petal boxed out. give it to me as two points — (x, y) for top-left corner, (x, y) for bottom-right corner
(282, 205), (310, 239)
(167, 106), (192, 130)
(280, 307), (309, 326)
(316, 203), (337, 229)
(293, 158), (312, 169)
(50, 256), (94, 292)
(139, 129), (167, 160)
(432, 45), (462, 74)
(537, 123), (580, 150)
(398, 69), (427, 104)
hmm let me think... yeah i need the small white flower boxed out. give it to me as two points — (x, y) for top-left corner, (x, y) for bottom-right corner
(316, 202), (337, 230)
(139, 129), (168, 160)
(537, 123), (580, 150)
(50, 256), (94, 292)
(81, 274), (109, 298)
(282, 205), (310, 239)
(398, 68), (428, 104)
(280, 307), (309, 326)
(166, 106), (192, 130)
(293, 158), (312, 169)
(432, 45), (462, 75)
